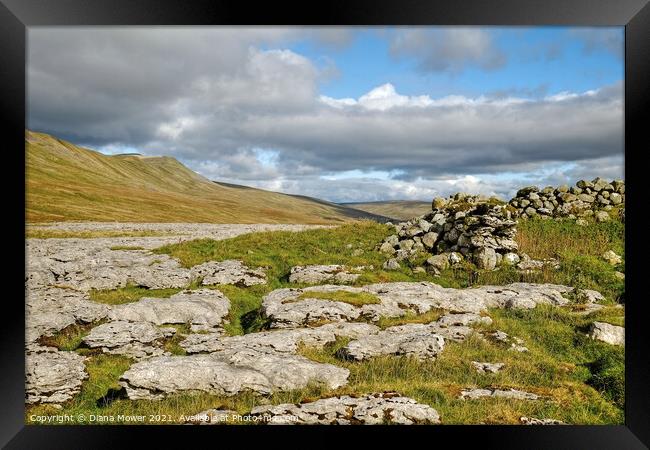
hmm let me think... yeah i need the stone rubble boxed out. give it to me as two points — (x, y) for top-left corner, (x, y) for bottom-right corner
(249, 392), (441, 425)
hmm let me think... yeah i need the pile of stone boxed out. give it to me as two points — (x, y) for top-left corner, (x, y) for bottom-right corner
(509, 178), (624, 220)
(379, 194), (520, 271)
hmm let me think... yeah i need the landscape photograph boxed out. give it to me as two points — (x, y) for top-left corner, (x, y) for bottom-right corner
(25, 26), (625, 425)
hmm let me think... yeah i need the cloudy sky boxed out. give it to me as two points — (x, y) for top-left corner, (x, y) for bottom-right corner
(27, 27), (624, 202)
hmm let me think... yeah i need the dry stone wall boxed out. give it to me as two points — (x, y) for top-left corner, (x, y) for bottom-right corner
(379, 194), (520, 271)
(508, 177), (624, 220)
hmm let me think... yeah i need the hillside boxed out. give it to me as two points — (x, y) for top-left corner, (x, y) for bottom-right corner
(342, 200), (431, 221)
(25, 131), (390, 224)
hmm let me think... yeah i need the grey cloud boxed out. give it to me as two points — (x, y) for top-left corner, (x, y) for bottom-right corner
(28, 28), (623, 203)
(570, 28), (624, 59)
(389, 28), (507, 73)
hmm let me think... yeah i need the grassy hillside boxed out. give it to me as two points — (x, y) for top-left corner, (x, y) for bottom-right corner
(343, 200), (431, 221)
(26, 130), (389, 224)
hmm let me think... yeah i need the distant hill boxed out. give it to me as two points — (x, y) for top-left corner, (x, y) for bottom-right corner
(26, 130), (391, 224)
(341, 200), (431, 221)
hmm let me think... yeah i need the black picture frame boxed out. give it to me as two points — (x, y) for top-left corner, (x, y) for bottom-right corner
(2, 0), (648, 448)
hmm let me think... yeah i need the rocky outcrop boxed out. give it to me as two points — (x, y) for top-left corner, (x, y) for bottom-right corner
(119, 349), (349, 400)
(509, 178), (624, 219)
(26, 287), (110, 344)
(191, 260), (266, 286)
(181, 322), (380, 354)
(379, 194), (519, 271)
(339, 313), (489, 361)
(83, 321), (177, 359)
(25, 346), (88, 404)
(262, 282), (575, 328)
(250, 392), (441, 425)
(288, 265), (363, 284)
(108, 289), (230, 333)
(588, 322), (625, 346)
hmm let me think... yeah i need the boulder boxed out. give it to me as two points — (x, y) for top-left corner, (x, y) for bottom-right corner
(588, 322), (624, 346)
(288, 265), (360, 284)
(26, 347), (88, 404)
(108, 289), (230, 333)
(120, 350), (350, 400)
(191, 260), (266, 286)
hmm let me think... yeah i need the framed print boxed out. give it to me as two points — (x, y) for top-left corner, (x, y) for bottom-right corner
(2, 0), (649, 447)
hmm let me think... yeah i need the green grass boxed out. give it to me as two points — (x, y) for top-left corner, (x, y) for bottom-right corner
(89, 284), (183, 305)
(294, 290), (380, 307)
(37, 322), (101, 351)
(517, 218), (624, 260)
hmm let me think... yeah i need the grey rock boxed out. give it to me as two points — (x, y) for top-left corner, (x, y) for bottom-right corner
(459, 388), (538, 400)
(26, 347), (88, 404)
(588, 322), (624, 346)
(181, 322), (380, 354)
(120, 350), (350, 400)
(474, 247), (497, 270)
(289, 265), (360, 284)
(383, 259), (401, 271)
(471, 361), (505, 374)
(192, 260), (266, 286)
(502, 252), (520, 265)
(421, 232), (439, 249)
(340, 326), (445, 361)
(109, 289), (230, 332)
(83, 320), (177, 359)
(595, 211), (610, 222)
(426, 254), (450, 271)
(250, 392), (441, 425)
(602, 250), (622, 265)
(379, 241), (396, 254)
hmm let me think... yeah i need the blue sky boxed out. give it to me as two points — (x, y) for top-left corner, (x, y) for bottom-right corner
(290, 27), (623, 100)
(28, 26), (624, 202)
